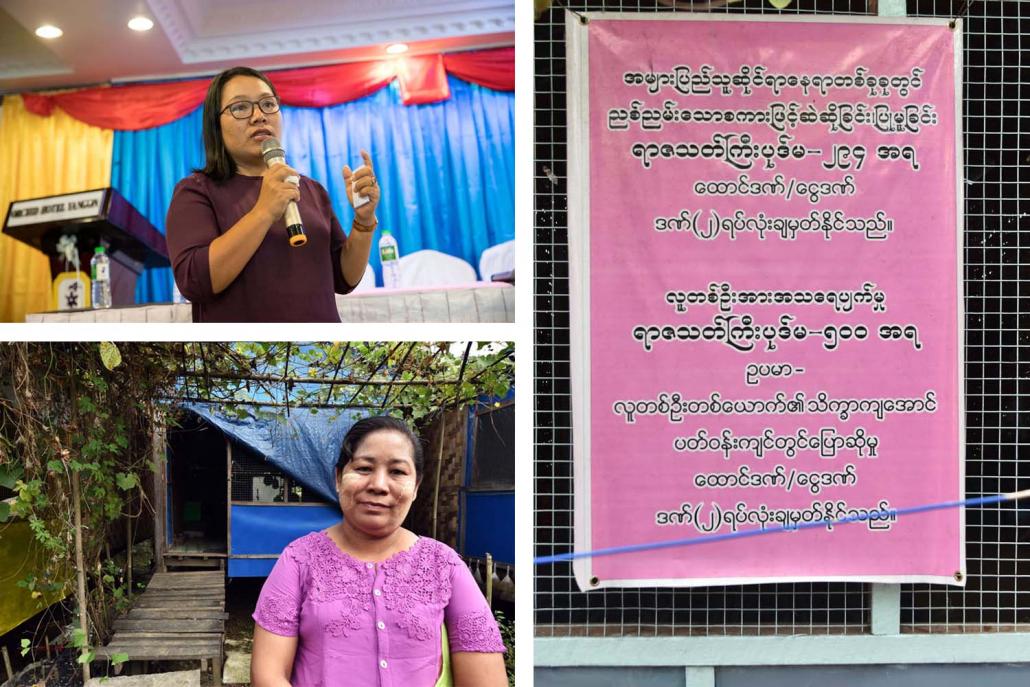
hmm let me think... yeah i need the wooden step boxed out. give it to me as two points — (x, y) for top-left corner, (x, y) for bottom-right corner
(114, 619), (225, 633)
(124, 609), (229, 620)
(96, 639), (222, 661)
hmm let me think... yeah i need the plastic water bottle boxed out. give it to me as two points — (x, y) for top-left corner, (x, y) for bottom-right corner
(379, 229), (402, 289)
(90, 246), (112, 309)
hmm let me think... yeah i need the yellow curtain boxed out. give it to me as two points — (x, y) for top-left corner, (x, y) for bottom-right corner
(0, 519), (69, 636)
(0, 95), (113, 322)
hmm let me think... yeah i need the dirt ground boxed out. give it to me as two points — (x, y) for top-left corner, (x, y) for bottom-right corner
(3, 649), (80, 687)
(222, 578), (261, 687)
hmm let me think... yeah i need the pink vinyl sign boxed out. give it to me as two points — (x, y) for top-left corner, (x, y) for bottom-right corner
(566, 15), (964, 589)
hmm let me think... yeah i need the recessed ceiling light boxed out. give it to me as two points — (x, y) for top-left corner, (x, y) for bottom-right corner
(128, 16), (154, 32)
(35, 24), (63, 39)
(386, 43), (409, 55)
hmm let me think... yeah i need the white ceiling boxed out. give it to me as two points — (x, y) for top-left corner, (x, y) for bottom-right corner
(0, 0), (514, 94)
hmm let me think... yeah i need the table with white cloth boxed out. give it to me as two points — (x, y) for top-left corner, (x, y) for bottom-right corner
(25, 282), (514, 323)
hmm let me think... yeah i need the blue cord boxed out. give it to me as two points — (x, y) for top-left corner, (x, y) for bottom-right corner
(534, 491), (1025, 566)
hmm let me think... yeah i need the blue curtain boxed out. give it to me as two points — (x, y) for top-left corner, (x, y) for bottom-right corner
(111, 106), (205, 303)
(111, 76), (514, 301)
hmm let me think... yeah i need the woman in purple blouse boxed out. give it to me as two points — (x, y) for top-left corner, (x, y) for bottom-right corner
(250, 416), (508, 687)
(166, 66), (377, 322)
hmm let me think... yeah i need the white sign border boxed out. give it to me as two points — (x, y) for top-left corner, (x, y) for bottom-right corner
(566, 11), (966, 591)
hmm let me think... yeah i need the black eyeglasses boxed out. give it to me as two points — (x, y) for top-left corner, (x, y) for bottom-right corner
(220, 96), (280, 120)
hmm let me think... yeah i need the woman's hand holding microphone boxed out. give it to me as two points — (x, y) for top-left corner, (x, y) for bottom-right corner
(253, 149), (379, 230)
(254, 163), (302, 225)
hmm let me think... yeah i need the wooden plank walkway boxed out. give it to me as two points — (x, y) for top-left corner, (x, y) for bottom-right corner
(95, 571), (227, 684)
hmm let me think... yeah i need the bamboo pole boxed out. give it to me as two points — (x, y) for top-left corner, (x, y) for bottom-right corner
(226, 438), (233, 564)
(2, 645), (13, 681)
(71, 470), (91, 682)
(126, 508), (133, 600)
(177, 369), (455, 386)
(485, 553), (494, 608)
(152, 408), (167, 574)
(432, 412), (446, 540)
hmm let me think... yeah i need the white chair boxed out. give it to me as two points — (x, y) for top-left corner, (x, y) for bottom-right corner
(397, 250), (477, 288)
(353, 264), (376, 292)
(478, 240), (515, 281)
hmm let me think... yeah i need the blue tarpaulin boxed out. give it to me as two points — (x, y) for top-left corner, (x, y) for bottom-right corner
(184, 403), (364, 502)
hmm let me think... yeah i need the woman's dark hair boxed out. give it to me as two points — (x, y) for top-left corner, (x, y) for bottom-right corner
(195, 66), (279, 183)
(336, 416), (424, 484)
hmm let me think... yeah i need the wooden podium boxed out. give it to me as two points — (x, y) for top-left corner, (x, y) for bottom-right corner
(2, 187), (169, 307)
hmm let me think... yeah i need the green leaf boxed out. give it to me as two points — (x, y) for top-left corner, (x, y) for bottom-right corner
(111, 652), (129, 665)
(77, 649), (95, 664)
(71, 628), (87, 648)
(99, 342), (122, 370)
(115, 472), (138, 490)
(0, 502), (9, 523)
(0, 464), (21, 490)
(20, 638), (30, 657)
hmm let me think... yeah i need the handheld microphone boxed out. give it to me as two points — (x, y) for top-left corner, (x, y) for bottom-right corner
(260, 137), (307, 247)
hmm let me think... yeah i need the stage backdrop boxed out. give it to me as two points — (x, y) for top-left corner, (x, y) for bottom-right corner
(0, 50), (514, 319)
(567, 15), (964, 589)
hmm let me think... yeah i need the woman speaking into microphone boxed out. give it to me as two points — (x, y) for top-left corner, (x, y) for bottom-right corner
(166, 66), (378, 322)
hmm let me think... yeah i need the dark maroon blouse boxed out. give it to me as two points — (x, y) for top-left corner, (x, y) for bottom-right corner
(166, 173), (355, 322)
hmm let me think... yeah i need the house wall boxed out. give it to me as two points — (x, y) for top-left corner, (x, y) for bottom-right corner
(409, 406), (468, 549)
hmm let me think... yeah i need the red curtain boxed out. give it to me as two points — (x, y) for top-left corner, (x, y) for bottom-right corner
(22, 80), (208, 130)
(444, 48), (515, 92)
(18, 48), (513, 131)
(266, 60), (397, 107)
(395, 55), (451, 105)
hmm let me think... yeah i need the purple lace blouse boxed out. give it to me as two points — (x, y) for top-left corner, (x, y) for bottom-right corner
(253, 532), (505, 687)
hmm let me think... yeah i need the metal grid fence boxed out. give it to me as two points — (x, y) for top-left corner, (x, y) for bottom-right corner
(229, 440), (323, 504)
(534, 0), (1030, 636)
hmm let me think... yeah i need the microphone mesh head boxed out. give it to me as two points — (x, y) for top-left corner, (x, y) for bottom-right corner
(261, 137), (285, 163)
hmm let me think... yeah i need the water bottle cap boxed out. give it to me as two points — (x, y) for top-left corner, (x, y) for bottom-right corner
(95, 245), (105, 254)
(382, 228), (392, 235)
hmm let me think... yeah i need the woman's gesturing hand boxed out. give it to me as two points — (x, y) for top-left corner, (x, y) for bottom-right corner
(342, 150), (380, 227)
(254, 163), (302, 224)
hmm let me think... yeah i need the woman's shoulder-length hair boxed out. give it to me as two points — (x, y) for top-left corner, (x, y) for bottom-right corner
(194, 66), (279, 183)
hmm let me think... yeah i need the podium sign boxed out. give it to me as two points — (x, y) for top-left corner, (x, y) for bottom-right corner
(7, 190), (107, 228)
